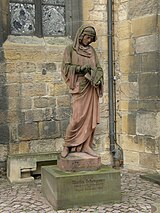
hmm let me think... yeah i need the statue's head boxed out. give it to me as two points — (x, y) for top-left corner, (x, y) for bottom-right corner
(73, 25), (97, 53)
(79, 26), (97, 44)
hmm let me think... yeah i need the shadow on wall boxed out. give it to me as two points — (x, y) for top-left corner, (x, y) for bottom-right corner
(0, 48), (9, 170)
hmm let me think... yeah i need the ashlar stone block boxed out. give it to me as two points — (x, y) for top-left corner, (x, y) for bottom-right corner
(136, 34), (158, 53)
(136, 113), (158, 137)
(131, 15), (157, 37)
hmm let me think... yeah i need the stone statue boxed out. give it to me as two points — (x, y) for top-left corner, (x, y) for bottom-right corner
(61, 25), (103, 158)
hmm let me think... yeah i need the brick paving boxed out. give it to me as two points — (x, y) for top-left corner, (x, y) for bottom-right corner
(0, 169), (160, 213)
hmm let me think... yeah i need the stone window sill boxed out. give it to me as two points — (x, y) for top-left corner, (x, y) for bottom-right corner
(4, 35), (72, 47)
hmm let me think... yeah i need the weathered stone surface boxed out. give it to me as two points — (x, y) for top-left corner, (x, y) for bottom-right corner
(138, 100), (159, 112)
(0, 111), (8, 124)
(0, 124), (9, 144)
(136, 34), (158, 53)
(7, 84), (21, 97)
(19, 98), (32, 109)
(25, 109), (44, 123)
(29, 139), (56, 153)
(158, 15), (160, 32)
(128, 73), (138, 82)
(56, 107), (71, 120)
(130, 55), (142, 73)
(49, 82), (68, 96)
(139, 73), (159, 99)
(34, 97), (48, 108)
(124, 150), (139, 166)
(131, 15), (157, 37)
(57, 153), (101, 172)
(118, 21), (131, 39)
(21, 83), (47, 97)
(0, 74), (6, 84)
(60, 119), (69, 136)
(120, 134), (145, 152)
(118, 100), (129, 111)
(0, 144), (8, 161)
(128, 113), (136, 135)
(39, 121), (60, 139)
(90, 11), (104, 21)
(20, 142), (29, 153)
(34, 97), (56, 108)
(5, 62), (16, 73)
(16, 62), (36, 73)
(118, 2), (128, 21)
(20, 73), (35, 83)
(18, 123), (39, 141)
(42, 165), (121, 210)
(35, 72), (54, 82)
(120, 82), (139, 100)
(0, 97), (8, 111)
(6, 73), (21, 84)
(57, 95), (70, 107)
(42, 62), (56, 72)
(144, 137), (157, 154)
(119, 55), (130, 73)
(9, 143), (19, 154)
(141, 52), (159, 72)
(129, 0), (157, 18)
(119, 39), (130, 56)
(136, 113), (158, 137)
(139, 153), (158, 169)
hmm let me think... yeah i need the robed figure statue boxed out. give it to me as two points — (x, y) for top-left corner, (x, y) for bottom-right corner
(61, 25), (104, 158)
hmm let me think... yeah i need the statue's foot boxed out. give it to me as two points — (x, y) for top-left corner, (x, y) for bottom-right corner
(71, 147), (76, 152)
(76, 144), (83, 152)
(61, 147), (69, 158)
(82, 146), (98, 157)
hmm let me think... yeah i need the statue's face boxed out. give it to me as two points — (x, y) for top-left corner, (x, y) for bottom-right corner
(81, 35), (94, 46)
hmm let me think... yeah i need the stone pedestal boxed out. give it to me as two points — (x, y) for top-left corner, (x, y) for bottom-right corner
(41, 165), (121, 210)
(57, 152), (101, 172)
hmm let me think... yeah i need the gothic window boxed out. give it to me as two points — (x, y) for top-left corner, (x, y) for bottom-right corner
(9, 0), (82, 38)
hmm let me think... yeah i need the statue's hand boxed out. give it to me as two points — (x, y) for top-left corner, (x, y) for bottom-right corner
(80, 65), (91, 74)
(95, 80), (101, 87)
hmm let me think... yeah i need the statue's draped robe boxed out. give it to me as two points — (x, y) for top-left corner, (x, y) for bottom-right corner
(61, 25), (103, 149)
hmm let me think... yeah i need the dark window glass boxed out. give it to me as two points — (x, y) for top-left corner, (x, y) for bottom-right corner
(10, 3), (35, 35)
(9, 0), (65, 36)
(42, 5), (65, 36)
(9, 0), (82, 38)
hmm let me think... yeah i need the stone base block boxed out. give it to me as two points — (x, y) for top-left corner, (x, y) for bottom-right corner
(41, 165), (121, 210)
(57, 152), (101, 172)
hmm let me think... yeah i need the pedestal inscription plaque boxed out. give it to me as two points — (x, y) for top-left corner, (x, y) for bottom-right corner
(41, 165), (121, 210)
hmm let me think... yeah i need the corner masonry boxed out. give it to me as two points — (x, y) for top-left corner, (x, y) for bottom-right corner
(7, 152), (59, 183)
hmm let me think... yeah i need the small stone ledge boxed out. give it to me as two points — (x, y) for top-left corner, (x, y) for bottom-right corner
(7, 152), (59, 183)
(4, 35), (72, 47)
(140, 173), (160, 185)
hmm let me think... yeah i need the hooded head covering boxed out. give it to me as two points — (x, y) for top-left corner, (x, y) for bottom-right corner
(79, 26), (97, 42)
(73, 25), (97, 58)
